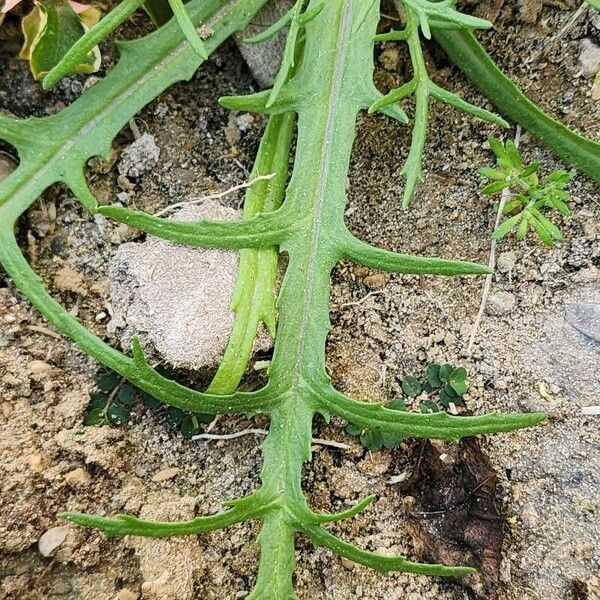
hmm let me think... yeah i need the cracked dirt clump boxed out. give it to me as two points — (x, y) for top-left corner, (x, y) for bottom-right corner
(108, 201), (246, 371)
(118, 133), (161, 179)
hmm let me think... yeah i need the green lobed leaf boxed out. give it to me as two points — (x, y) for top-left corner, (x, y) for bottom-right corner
(482, 180), (511, 195)
(118, 384), (137, 405)
(97, 371), (120, 391)
(1, 0), (555, 595)
(438, 363), (453, 381)
(84, 407), (105, 426)
(402, 0), (492, 40)
(426, 363), (442, 387)
(420, 399), (440, 413)
(479, 166), (507, 181)
(106, 403), (129, 426)
(360, 428), (383, 451)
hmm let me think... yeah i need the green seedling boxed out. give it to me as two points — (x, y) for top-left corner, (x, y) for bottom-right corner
(1, 0), (598, 597)
(480, 136), (575, 246)
(346, 399), (409, 451)
(347, 363), (469, 451)
(84, 370), (133, 427)
(84, 369), (214, 436)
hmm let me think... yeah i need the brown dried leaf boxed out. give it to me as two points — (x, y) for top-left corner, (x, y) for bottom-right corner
(403, 439), (504, 599)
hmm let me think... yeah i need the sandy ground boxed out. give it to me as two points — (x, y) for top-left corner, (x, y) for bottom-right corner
(1, 2), (599, 599)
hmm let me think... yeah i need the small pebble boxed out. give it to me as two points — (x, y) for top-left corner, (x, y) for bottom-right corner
(27, 360), (52, 375)
(38, 526), (68, 557)
(236, 113), (254, 132)
(115, 589), (139, 600)
(1, 402), (14, 418)
(0, 152), (17, 181)
(357, 452), (391, 476)
(64, 467), (91, 487)
(486, 291), (516, 315)
(379, 47), (400, 71)
(118, 133), (160, 179)
(572, 267), (599, 284)
(363, 273), (387, 290)
(497, 251), (517, 274)
(341, 557), (356, 571)
(582, 221), (597, 241)
(28, 453), (46, 473)
(152, 467), (179, 482)
(579, 39), (600, 78)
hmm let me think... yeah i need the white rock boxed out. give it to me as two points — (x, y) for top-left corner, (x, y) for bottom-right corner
(579, 39), (600, 78)
(109, 201), (270, 371)
(497, 251), (517, 274)
(115, 590), (138, 600)
(38, 526), (68, 557)
(118, 133), (160, 179)
(486, 291), (516, 315)
(151, 467), (179, 482)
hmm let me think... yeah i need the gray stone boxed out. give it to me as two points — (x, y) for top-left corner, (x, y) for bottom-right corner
(235, 0), (293, 88)
(108, 201), (270, 371)
(579, 38), (600, 78)
(497, 251), (517, 274)
(565, 302), (600, 343)
(38, 526), (68, 557)
(486, 291), (516, 315)
(118, 133), (160, 179)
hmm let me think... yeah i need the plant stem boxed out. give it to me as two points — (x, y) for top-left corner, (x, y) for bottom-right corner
(0, 0), (550, 595)
(400, 3), (430, 206)
(467, 126), (522, 353)
(208, 112), (295, 394)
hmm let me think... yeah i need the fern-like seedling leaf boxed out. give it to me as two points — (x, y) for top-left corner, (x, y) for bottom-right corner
(481, 136), (574, 245)
(402, 0), (492, 39)
(371, 2), (505, 206)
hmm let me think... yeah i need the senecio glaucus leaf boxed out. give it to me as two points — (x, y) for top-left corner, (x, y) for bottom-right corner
(2, 0), (598, 597)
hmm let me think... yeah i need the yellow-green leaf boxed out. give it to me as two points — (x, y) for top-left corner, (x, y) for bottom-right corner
(20, 0), (101, 80)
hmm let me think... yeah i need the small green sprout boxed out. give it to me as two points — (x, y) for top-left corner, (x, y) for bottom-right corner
(346, 399), (409, 452)
(346, 364), (469, 451)
(84, 369), (214, 436)
(84, 370), (133, 427)
(480, 136), (575, 246)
